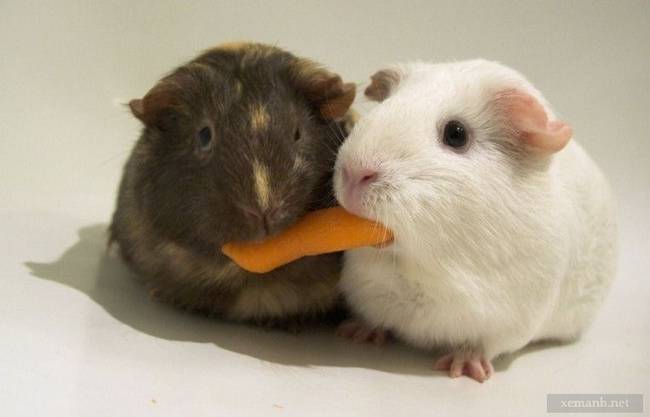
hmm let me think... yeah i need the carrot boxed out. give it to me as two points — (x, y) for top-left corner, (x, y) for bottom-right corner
(221, 206), (393, 273)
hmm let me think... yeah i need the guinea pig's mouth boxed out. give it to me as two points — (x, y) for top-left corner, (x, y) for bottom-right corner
(352, 195), (401, 244)
(338, 185), (382, 223)
(335, 161), (391, 225)
(235, 203), (299, 243)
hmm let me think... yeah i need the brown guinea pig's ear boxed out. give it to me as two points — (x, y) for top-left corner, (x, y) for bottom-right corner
(364, 67), (404, 102)
(129, 78), (182, 128)
(289, 58), (356, 120)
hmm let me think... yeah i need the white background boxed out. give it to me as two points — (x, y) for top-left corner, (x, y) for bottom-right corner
(1, 1), (648, 416)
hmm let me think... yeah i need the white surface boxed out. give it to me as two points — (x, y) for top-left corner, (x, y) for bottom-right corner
(1, 1), (649, 416)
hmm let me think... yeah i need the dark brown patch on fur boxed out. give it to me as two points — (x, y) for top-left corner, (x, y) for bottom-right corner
(110, 42), (355, 325)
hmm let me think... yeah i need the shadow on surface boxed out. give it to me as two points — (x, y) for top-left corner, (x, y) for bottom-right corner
(25, 224), (559, 376)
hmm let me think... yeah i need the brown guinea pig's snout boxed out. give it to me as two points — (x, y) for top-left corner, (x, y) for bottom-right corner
(238, 204), (291, 239)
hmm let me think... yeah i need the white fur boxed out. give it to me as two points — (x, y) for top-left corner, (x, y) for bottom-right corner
(334, 60), (617, 360)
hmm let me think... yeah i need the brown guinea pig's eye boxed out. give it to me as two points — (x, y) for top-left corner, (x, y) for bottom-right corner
(197, 126), (214, 152)
(294, 127), (301, 142)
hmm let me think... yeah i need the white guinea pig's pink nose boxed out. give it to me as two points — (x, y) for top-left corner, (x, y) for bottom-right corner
(341, 165), (378, 214)
(343, 166), (378, 187)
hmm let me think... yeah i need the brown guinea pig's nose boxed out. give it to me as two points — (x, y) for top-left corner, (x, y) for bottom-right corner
(239, 205), (282, 237)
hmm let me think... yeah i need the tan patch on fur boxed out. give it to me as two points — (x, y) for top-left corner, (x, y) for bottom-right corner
(205, 42), (279, 61)
(292, 57), (324, 82)
(233, 79), (243, 97)
(229, 282), (297, 319)
(158, 240), (186, 258)
(341, 108), (360, 135)
(158, 240), (194, 275)
(210, 42), (282, 67)
(250, 103), (270, 132)
(122, 198), (243, 290)
(292, 156), (306, 170)
(207, 261), (241, 284)
(185, 61), (214, 74)
(215, 41), (251, 52)
(227, 271), (339, 321)
(158, 240), (242, 283)
(252, 159), (271, 210)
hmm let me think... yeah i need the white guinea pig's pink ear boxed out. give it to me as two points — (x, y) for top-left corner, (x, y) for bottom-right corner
(365, 68), (402, 102)
(495, 89), (573, 154)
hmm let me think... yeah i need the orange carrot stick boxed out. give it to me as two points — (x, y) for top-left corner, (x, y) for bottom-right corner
(221, 206), (393, 273)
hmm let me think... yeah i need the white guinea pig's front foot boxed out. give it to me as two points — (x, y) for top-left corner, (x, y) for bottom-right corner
(434, 349), (494, 383)
(336, 319), (387, 345)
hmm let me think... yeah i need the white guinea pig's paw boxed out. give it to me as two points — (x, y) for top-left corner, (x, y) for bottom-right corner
(336, 319), (388, 346)
(433, 348), (494, 383)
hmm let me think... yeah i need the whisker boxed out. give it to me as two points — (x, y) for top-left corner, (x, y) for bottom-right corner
(97, 149), (131, 167)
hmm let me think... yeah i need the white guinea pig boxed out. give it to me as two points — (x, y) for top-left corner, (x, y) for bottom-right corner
(334, 60), (617, 382)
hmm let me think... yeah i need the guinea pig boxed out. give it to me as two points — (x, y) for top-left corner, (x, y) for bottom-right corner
(334, 60), (617, 382)
(110, 42), (356, 326)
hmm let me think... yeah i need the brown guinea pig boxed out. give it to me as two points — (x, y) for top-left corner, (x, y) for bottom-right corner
(110, 42), (356, 326)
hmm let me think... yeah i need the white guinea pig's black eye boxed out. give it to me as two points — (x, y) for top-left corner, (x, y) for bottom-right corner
(442, 120), (468, 149)
(197, 126), (213, 151)
(294, 127), (301, 142)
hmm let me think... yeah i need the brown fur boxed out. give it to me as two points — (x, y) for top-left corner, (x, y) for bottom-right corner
(111, 43), (355, 324)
